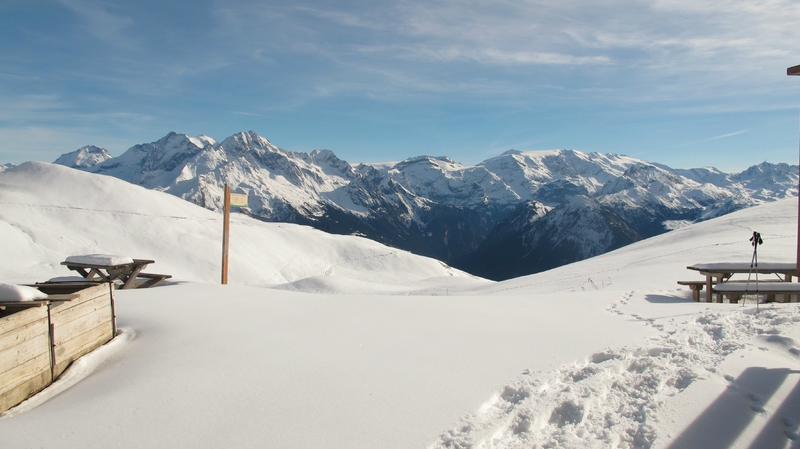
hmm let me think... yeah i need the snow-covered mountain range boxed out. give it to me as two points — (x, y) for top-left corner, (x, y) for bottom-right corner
(52, 131), (799, 280)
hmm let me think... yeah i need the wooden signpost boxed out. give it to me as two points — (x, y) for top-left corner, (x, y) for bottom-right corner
(221, 184), (248, 284)
(789, 65), (800, 276)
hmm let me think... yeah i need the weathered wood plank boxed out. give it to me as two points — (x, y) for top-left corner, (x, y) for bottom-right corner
(122, 263), (147, 289)
(54, 319), (113, 360)
(53, 306), (112, 348)
(0, 306), (49, 337)
(0, 283), (116, 412)
(53, 322), (113, 378)
(0, 367), (51, 414)
(0, 318), (49, 354)
(50, 283), (105, 300)
(134, 273), (172, 288)
(677, 280), (704, 301)
(0, 305), (51, 413)
(0, 351), (51, 398)
(0, 331), (50, 377)
(50, 293), (111, 328)
(49, 284), (109, 313)
(32, 282), (99, 295)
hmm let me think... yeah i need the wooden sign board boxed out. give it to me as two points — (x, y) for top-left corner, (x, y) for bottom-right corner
(230, 193), (248, 207)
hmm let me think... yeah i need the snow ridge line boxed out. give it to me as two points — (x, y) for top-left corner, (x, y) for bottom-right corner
(0, 201), (272, 227)
(0, 201), (220, 222)
(322, 251), (398, 276)
(428, 297), (800, 449)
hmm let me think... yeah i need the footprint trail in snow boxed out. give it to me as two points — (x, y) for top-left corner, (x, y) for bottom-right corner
(429, 294), (800, 449)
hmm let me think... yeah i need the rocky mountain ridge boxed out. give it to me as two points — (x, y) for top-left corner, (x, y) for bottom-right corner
(53, 131), (799, 280)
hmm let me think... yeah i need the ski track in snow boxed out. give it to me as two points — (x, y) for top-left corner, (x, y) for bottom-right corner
(0, 201), (279, 228)
(428, 295), (800, 449)
(322, 250), (398, 276)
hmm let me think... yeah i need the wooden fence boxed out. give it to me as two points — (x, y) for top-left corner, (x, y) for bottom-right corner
(0, 282), (115, 414)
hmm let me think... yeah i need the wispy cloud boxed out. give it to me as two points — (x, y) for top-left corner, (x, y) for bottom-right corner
(673, 130), (749, 148)
(55, 0), (141, 50)
(0, 125), (138, 161)
(207, 0), (799, 109)
(4, 0), (798, 168)
(229, 111), (263, 117)
(0, 94), (154, 126)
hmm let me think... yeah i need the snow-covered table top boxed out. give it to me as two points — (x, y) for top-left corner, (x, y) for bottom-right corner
(64, 254), (135, 266)
(687, 262), (797, 273)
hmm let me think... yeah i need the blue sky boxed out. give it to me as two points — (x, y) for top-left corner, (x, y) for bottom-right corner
(1, 0), (799, 171)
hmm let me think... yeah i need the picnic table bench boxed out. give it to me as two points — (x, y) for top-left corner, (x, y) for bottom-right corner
(683, 262), (797, 303)
(61, 255), (171, 289)
(713, 281), (800, 303)
(677, 280), (706, 302)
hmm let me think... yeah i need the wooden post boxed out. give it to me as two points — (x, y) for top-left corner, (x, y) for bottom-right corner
(789, 65), (800, 277)
(222, 184), (231, 285)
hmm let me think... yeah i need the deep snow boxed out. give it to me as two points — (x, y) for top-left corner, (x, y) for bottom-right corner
(1, 162), (799, 448)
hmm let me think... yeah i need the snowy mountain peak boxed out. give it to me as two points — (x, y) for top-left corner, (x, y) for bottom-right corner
(392, 155), (459, 171)
(190, 135), (217, 147)
(54, 145), (112, 169)
(732, 161), (796, 183)
(219, 130), (281, 156)
(52, 131), (798, 280)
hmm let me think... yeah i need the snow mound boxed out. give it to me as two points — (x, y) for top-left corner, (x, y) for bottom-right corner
(0, 283), (47, 301)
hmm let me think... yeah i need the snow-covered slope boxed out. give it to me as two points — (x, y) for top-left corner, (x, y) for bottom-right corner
(0, 162), (475, 288)
(1, 162), (799, 448)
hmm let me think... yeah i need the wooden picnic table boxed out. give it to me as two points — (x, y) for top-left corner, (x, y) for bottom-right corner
(686, 262), (797, 302)
(61, 258), (171, 289)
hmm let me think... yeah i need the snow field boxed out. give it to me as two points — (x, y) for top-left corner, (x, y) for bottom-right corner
(1, 161), (799, 448)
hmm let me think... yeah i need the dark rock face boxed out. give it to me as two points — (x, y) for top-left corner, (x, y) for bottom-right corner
(454, 198), (642, 280)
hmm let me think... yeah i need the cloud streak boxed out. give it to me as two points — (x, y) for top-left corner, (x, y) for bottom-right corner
(2, 0), (798, 168)
(205, 0), (798, 108)
(54, 0), (141, 50)
(673, 130), (749, 148)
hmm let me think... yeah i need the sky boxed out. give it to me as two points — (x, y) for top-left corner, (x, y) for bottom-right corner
(1, 0), (799, 172)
